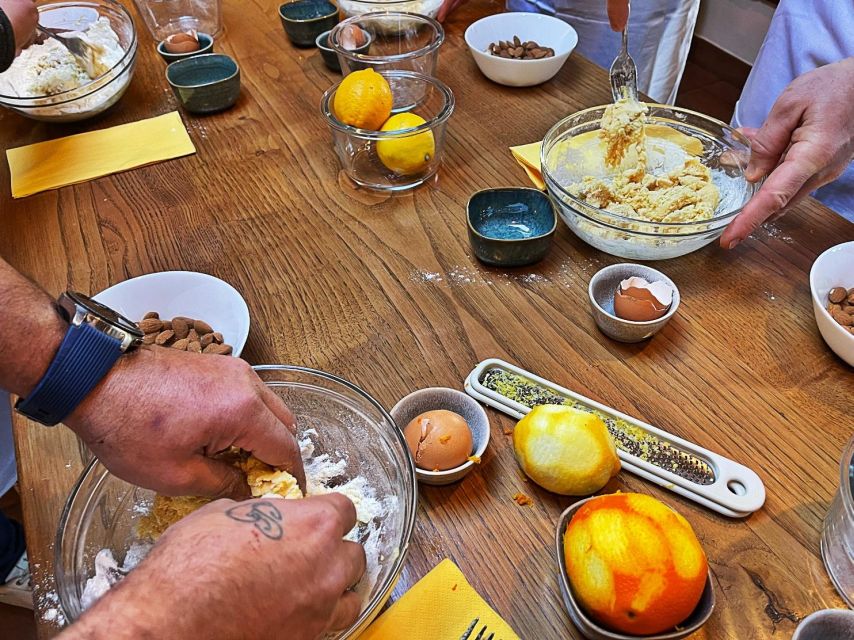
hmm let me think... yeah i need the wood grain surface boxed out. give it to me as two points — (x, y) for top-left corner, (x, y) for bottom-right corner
(2, 0), (853, 638)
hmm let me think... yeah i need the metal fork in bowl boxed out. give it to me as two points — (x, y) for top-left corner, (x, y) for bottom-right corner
(36, 24), (105, 78)
(608, 1), (638, 102)
(461, 617), (495, 640)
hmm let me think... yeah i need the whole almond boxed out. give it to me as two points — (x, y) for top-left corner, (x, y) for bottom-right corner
(848, 291), (854, 304)
(172, 317), (190, 340)
(155, 330), (175, 345)
(143, 311), (160, 320)
(828, 303), (842, 314)
(138, 318), (163, 334)
(200, 333), (215, 347)
(829, 287), (847, 304)
(142, 332), (158, 345)
(172, 338), (190, 350)
(831, 309), (854, 326)
(513, 35), (521, 47)
(162, 320), (172, 331)
(212, 332), (224, 344)
(203, 343), (232, 355)
(187, 341), (202, 353)
(194, 319), (213, 334)
(187, 329), (200, 343)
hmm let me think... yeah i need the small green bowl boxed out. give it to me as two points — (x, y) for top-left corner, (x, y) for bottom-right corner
(166, 53), (240, 114)
(156, 32), (214, 64)
(467, 187), (557, 267)
(279, 0), (339, 48)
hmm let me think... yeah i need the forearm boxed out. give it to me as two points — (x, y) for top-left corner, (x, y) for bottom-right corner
(0, 7), (15, 72)
(0, 257), (66, 397)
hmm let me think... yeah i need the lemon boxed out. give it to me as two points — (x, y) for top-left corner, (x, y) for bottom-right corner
(333, 68), (393, 131)
(376, 113), (435, 175)
(513, 405), (620, 495)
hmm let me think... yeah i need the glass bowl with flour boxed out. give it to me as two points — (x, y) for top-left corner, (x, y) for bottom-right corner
(0, 1), (137, 122)
(55, 366), (417, 638)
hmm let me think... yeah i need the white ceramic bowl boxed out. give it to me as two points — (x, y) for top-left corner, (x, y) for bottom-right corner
(390, 387), (490, 485)
(809, 241), (854, 367)
(92, 271), (250, 357)
(464, 13), (577, 87)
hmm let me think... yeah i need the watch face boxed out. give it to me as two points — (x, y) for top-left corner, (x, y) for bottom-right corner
(65, 291), (144, 338)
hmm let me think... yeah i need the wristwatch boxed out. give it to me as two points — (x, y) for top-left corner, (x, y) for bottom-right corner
(15, 291), (144, 426)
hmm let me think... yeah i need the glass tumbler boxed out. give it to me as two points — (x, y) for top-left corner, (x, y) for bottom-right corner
(133, 0), (223, 41)
(821, 433), (854, 607)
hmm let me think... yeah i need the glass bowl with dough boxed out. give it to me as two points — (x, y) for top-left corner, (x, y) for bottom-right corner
(0, 1), (138, 122)
(541, 103), (756, 260)
(55, 366), (417, 638)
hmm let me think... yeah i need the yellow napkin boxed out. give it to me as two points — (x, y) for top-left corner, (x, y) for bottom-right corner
(360, 559), (521, 640)
(7, 111), (196, 198)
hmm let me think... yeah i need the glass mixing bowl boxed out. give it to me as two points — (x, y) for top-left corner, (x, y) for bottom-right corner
(337, 0), (443, 20)
(541, 104), (757, 260)
(0, 1), (137, 122)
(55, 366), (417, 638)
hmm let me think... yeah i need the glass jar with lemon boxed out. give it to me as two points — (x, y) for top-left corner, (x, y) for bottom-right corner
(320, 68), (454, 191)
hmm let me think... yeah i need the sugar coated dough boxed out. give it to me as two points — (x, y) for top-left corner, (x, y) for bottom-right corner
(570, 99), (720, 223)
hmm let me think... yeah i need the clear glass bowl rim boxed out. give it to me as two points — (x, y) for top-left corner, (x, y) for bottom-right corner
(840, 433), (854, 515)
(540, 103), (754, 230)
(320, 69), (454, 137)
(55, 364), (418, 634)
(328, 11), (444, 63)
(0, 0), (138, 103)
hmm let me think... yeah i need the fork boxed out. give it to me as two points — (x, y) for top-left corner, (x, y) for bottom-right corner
(461, 617), (495, 640)
(608, 0), (638, 102)
(36, 24), (104, 78)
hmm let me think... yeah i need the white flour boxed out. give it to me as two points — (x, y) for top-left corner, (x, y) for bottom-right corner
(81, 430), (395, 610)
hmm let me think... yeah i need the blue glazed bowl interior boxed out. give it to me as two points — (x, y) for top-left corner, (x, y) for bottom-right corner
(279, 0), (338, 21)
(468, 189), (556, 241)
(167, 54), (238, 87)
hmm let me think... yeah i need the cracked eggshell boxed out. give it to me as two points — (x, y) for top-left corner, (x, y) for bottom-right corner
(614, 276), (673, 322)
(164, 30), (201, 54)
(403, 410), (473, 471)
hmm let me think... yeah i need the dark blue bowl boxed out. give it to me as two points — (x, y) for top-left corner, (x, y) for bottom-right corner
(279, 0), (339, 48)
(316, 27), (371, 73)
(156, 32), (214, 64)
(166, 53), (241, 114)
(467, 187), (557, 267)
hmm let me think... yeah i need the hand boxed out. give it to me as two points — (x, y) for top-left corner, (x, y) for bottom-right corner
(60, 495), (366, 640)
(606, 0), (629, 31)
(436, 0), (465, 22)
(721, 57), (854, 249)
(0, 0), (38, 52)
(65, 345), (306, 498)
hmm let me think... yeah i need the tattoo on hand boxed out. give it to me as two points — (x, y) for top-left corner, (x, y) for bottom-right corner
(225, 501), (284, 540)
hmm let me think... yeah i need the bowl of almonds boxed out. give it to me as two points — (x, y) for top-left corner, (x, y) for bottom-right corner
(92, 271), (250, 357)
(464, 12), (578, 87)
(810, 240), (854, 367)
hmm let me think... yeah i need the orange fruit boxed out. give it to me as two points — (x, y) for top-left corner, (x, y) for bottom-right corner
(513, 405), (620, 495)
(333, 68), (393, 131)
(563, 493), (708, 635)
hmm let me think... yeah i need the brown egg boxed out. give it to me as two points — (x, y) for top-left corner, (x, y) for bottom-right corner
(340, 24), (367, 51)
(163, 31), (201, 54)
(403, 410), (473, 471)
(613, 277), (672, 322)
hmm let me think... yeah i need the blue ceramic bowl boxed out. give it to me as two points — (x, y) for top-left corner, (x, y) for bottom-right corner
(467, 187), (557, 267)
(166, 53), (240, 114)
(156, 32), (214, 64)
(279, 0), (339, 48)
(316, 27), (371, 73)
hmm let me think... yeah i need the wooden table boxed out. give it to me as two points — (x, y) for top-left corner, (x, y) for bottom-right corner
(2, 1), (853, 637)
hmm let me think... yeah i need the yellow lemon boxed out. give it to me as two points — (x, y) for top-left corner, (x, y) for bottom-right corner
(376, 113), (435, 175)
(333, 68), (393, 130)
(513, 405), (620, 495)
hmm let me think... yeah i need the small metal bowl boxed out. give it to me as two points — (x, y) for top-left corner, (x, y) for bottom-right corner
(467, 187), (557, 267)
(390, 387), (489, 486)
(279, 0), (340, 48)
(588, 263), (680, 343)
(166, 53), (240, 114)
(156, 32), (214, 64)
(555, 497), (715, 640)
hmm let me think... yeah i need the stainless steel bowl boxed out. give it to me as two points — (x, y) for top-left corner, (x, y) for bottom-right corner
(55, 366), (417, 638)
(542, 104), (757, 260)
(0, 1), (137, 122)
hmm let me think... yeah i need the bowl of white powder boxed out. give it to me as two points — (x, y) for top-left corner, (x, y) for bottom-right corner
(0, 1), (137, 122)
(54, 365), (418, 638)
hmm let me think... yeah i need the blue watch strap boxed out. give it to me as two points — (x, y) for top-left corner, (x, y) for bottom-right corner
(15, 322), (124, 426)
